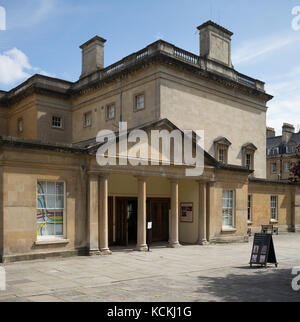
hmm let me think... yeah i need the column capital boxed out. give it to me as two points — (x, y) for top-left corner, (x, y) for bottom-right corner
(168, 178), (179, 184)
(89, 174), (99, 181)
(98, 173), (110, 180)
(135, 175), (148, 182)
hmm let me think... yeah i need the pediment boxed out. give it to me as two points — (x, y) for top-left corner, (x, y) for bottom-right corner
(214, 137), (232, 147)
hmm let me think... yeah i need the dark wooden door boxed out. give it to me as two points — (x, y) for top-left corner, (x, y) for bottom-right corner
(115, 198), (137, 246)
(147, 199), (170, 242)
(116, 198), (128, 246)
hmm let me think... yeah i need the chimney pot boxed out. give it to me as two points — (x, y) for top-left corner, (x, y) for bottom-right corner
(80, 36), (106, 78)
(197, 20), (233, 67)
(282, 123), (295, 144)
(266, 127), (275, 138)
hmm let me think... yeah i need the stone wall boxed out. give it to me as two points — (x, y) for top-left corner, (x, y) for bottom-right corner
(0, 148), (87, 263)
(248, 180), (298, 233)
(159, 65), (268, 178)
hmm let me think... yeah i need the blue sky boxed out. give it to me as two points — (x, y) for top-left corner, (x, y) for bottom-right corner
(0, 0), (300, 134)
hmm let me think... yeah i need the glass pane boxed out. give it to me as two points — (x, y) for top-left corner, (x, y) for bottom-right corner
(56, 182), (64, 195)
(55, 212), (64, 235)
(37, 194), (46, 209)
(56, 195), (64, 209)
(47, 182), (55, 194)
(46, 194), (56, 209)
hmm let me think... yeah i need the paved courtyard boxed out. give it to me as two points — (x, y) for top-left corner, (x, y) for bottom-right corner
(1, 234), (300, 302)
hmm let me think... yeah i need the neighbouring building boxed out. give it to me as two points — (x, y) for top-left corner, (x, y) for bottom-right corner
(267, 124), (300, 181)
(0, 21), (299, 263)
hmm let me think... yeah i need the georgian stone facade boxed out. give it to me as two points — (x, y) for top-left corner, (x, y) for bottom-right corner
(0, 21), (299, 263)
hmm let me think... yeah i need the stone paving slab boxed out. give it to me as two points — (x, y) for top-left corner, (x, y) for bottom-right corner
(0, 234), (300, 302)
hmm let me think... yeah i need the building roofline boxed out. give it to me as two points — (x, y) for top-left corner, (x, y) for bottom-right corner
(0, 40), (273, 107)
(80, 36), (107, 49)
(0, 135), (84, 154)
(1, 118), (252, 175)
(249, 177), (300, 186)
(197, 20), (233, 36)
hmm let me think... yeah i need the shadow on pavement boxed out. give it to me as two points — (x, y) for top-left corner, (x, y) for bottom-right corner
(196, 267), (300, 302)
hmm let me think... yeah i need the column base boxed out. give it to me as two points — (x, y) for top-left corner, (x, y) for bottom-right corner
(198, 239), (209, 245)
(88, 249), (101, 256)
(135, 244), (148, 252)
(168, 242), (181, 248)
(100, 248), (112, 255)
(294, 225), (300, 233)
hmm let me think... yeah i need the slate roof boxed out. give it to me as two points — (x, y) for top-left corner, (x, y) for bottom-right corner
(267, 132), (300, 156)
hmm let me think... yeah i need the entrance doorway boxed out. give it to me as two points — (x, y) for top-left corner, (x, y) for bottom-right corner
(147, 199), (170, 242)
(115, 197), (170, 246)
(115, 198), (138, 246)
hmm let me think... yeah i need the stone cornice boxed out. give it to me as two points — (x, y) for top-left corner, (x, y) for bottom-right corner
(0, 40), (273, 107)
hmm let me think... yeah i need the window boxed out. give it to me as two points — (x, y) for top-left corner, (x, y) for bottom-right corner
(271, 162), (277, 174)
(222, 190), (234, 228)
(84, 112), (92, 127)
(17, 118), (23, 133)
(286, 146), (295, 154)
(242, 143), (256, 170)
(106, 104), (116, 120)
(248, 195), (252, 222)
(218, 149), (225, 163)
(214, 137), (231, 165)
(270, 196), (278, 221)
(52, 116), (63, 129)
(284, 161), (291, 173)
(135, 94), (145, 111)
(37, 181), (65, 238)
(246, 153), (252, 169)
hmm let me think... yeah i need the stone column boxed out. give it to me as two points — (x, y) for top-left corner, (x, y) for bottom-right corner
(198, 181), (208, 245)
(136, 176), (148, 251)
(99, 175), (112, 255)
(293, 188), (300, 233)
(169, 179), (181, 248)
(88, 175), (100, 256)
(206, 181), (215, 242)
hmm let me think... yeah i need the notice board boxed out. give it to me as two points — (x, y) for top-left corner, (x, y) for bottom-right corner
(250, 233), (278, 268)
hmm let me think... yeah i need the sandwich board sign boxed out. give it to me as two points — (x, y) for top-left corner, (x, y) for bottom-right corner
(250, 233), (278, 268)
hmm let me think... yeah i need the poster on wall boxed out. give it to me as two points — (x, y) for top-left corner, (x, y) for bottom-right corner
(180, 203), (193, 222)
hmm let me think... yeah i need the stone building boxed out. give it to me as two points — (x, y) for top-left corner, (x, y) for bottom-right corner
(0, 21), (299, 263)
(266, 124), (300, 181)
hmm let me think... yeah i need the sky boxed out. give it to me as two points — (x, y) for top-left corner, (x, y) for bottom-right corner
(0, 0), (300, 135)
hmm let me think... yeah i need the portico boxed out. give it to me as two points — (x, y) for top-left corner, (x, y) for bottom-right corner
(86, 166), (215, 255)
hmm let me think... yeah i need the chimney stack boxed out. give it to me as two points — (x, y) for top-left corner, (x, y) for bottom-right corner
(266, 127), (276, 138)
(197, 21), (233, 68)
(282, 123), (295, 144)
(80, 36), (106, 78)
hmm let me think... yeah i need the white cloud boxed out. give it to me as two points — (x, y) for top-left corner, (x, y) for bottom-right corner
(0, 48), (52, 86)
(232, 32), (299, 66)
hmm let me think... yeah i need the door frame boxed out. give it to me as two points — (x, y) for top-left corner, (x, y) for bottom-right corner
(147, 198), (171, 242)
(115, 197), (137, 246)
